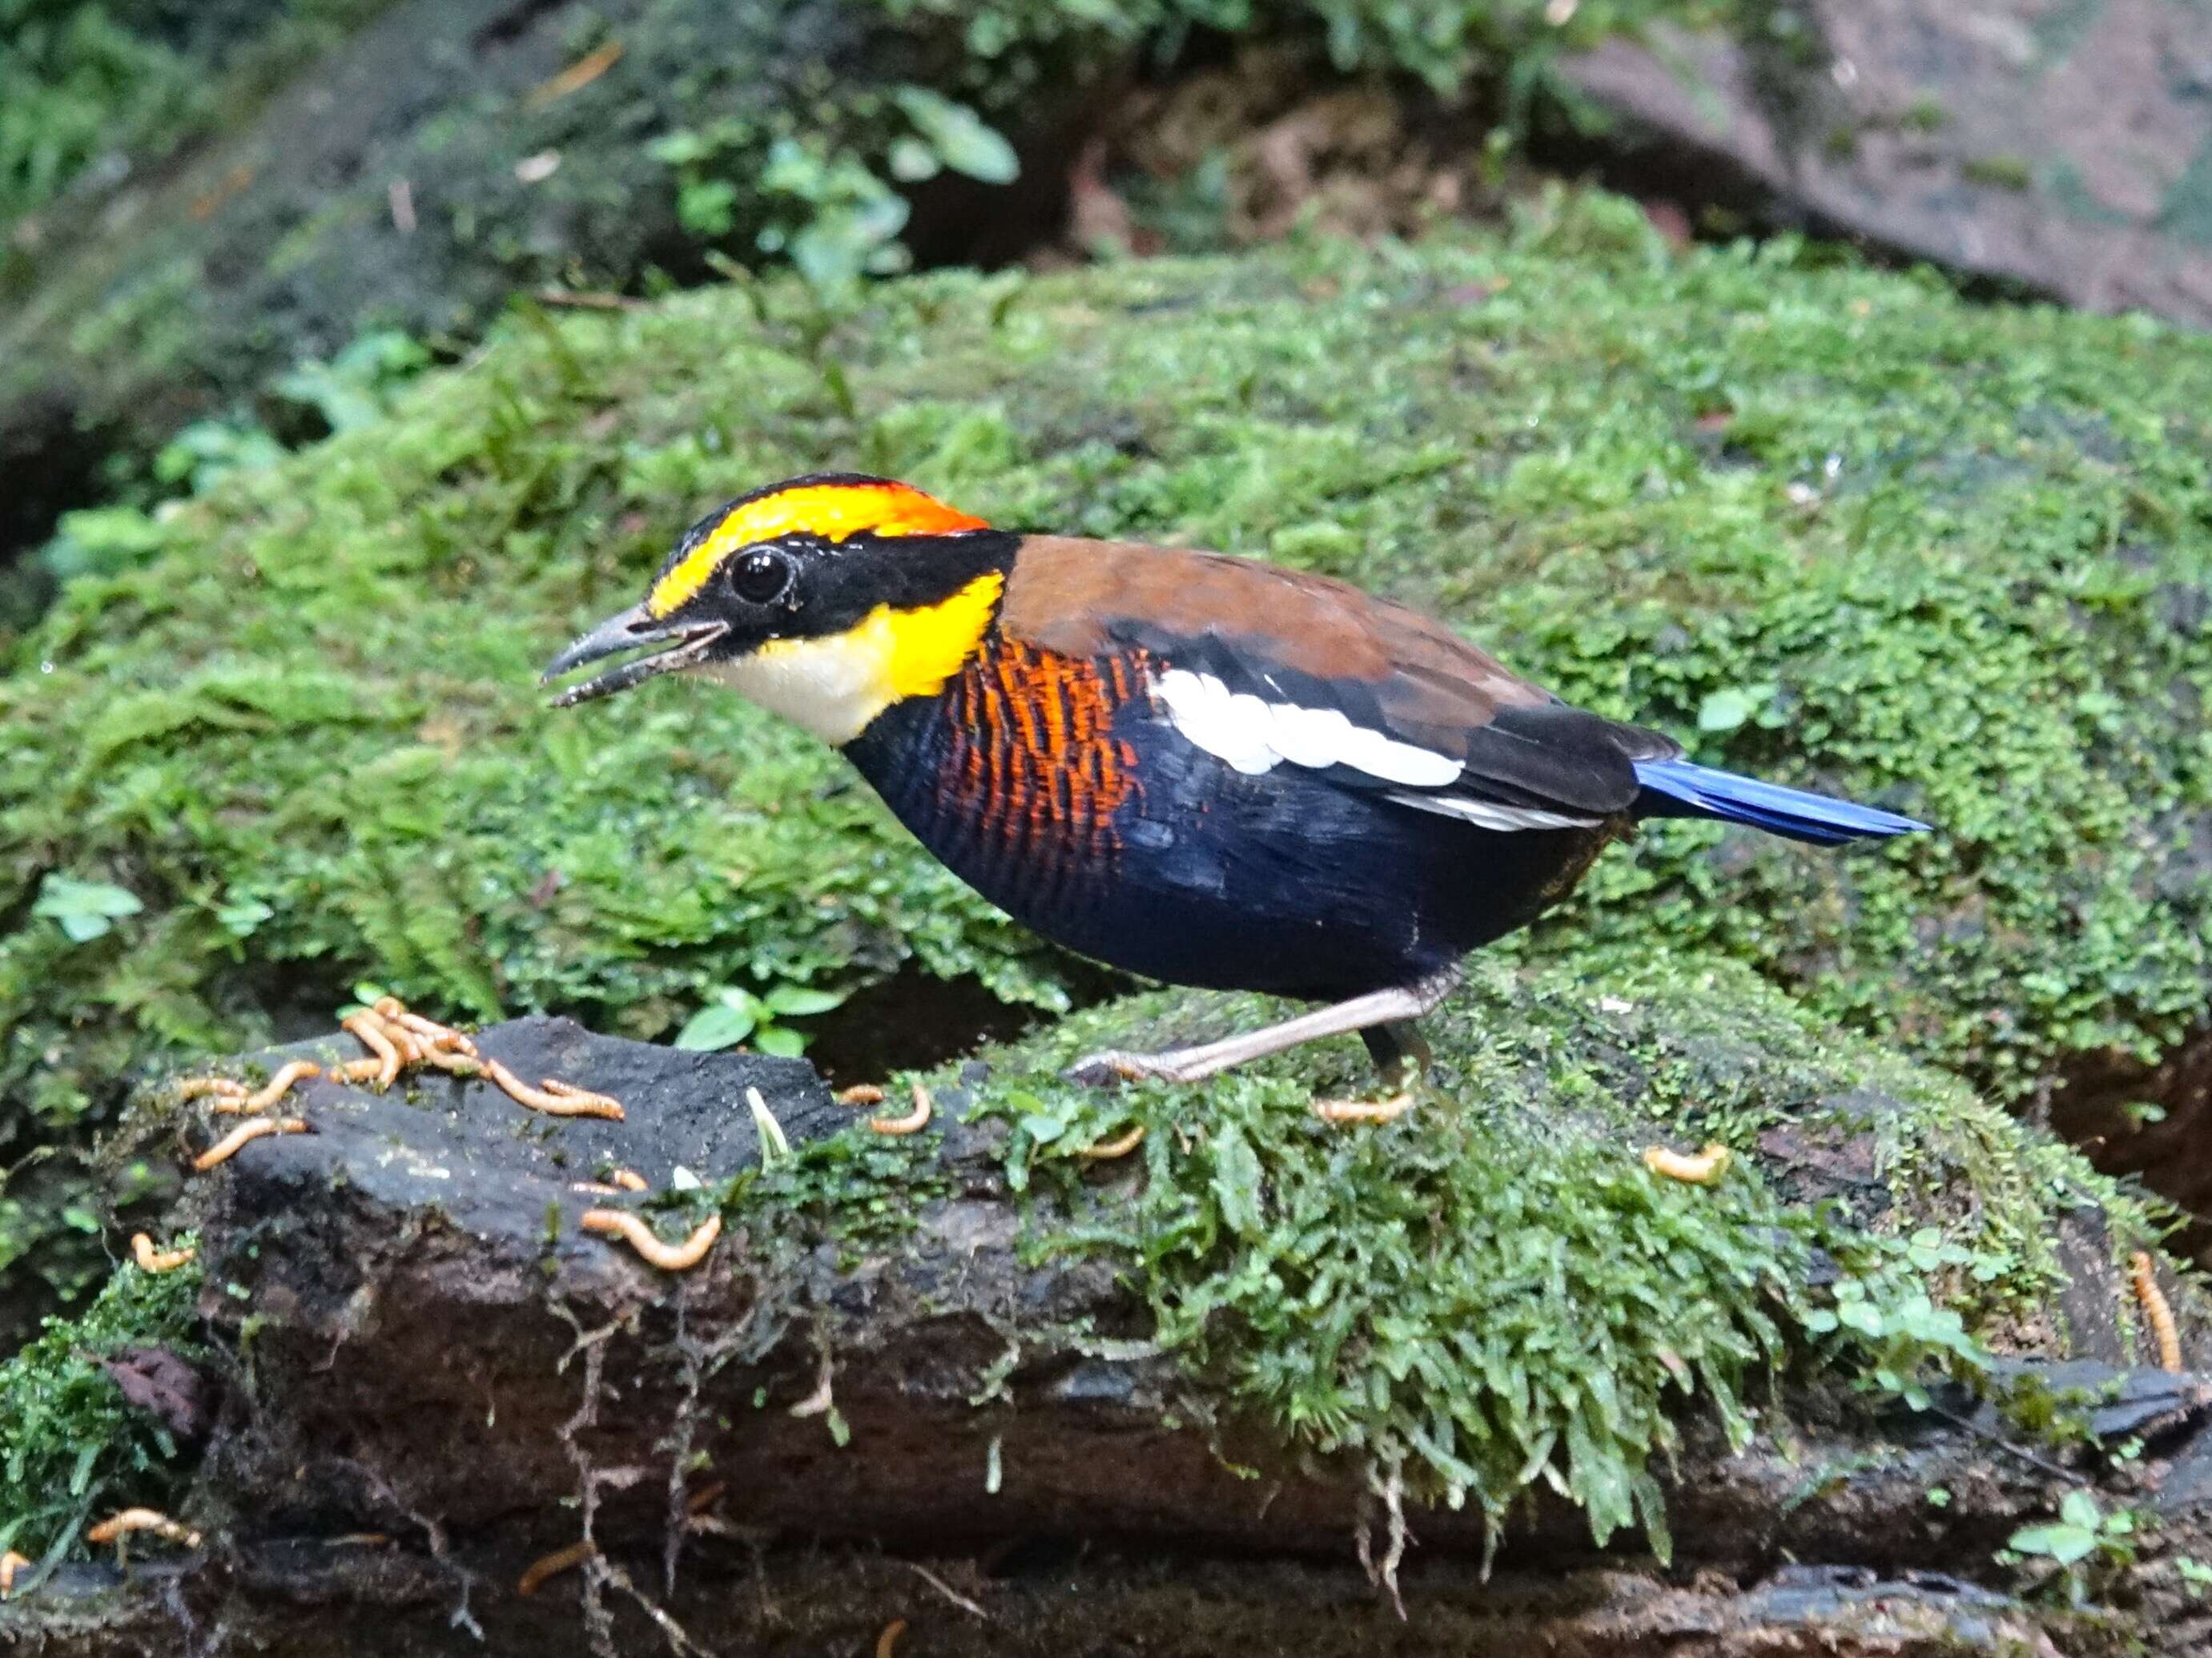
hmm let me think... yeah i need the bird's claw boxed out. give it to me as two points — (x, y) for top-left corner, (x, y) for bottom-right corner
(1063, 1050), (1164, 1089)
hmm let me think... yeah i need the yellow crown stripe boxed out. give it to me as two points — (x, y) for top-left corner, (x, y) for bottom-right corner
(647, 482), (988, 617)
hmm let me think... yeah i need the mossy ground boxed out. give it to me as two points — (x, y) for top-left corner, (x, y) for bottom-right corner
(0, 1250), (200, 1564)
(931, 944), (2176, 1559)
(9, 199), (2208, 1127)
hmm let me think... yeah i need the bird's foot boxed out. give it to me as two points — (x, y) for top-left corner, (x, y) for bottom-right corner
(1064, 1049), (1191, 1089)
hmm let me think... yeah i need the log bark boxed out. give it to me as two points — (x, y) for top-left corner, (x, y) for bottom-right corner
(8, 1014), (2210, 1655)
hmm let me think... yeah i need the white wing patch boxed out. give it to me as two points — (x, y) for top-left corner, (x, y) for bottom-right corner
(1151, 667), (1595, 832)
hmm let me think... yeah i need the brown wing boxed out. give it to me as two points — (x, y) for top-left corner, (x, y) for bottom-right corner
(999, 536), (1674, 816)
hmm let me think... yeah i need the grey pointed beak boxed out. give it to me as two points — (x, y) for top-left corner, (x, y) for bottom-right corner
(541, 602), (727, 708)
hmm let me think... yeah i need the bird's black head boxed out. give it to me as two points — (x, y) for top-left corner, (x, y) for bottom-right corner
(541, 473), (1014, 742)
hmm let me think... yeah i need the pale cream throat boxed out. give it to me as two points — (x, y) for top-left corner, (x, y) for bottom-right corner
(698, 571), (1004, 745)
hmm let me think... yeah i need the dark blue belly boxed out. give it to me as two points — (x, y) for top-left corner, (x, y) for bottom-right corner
(842, 658), (1609, 1000)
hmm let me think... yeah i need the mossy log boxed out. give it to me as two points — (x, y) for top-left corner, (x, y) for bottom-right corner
(9, 211), (2212, 1338)
(9, 954), (2210, 1653)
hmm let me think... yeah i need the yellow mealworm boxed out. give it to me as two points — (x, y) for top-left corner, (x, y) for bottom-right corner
(1310, 1093), (1413, 1125)
(130, 1233), (195, 1274)
(0, 1550), (28, 1599)
(194, 1116), (309, 1170)
(376, 998), (477, 1056)
(211, 1060), (320, 1116)
(1076, 1124), (1147, 1160)
(2131, 1250), (2183, 1374)
(484, 1060), (625, 1120)
(341, 1013), (403, 1089)
(836, 1083), (886, 1106)
(870, 1082), (933, 1137)
(86, 1509), (201, 1549)
(516, 1539), (597, 1597)
(876, 1618), (909, 1658)
(175, 1076), (247, 1102)
(610, 1169), (648, 1192)
(413, 1044), (481, 1076)
(1643, 1143), (1732, 1185)
(579, 1209), (722, 1271)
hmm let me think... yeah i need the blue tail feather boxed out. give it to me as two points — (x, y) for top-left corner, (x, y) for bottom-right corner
(1632, 757), (1926, 847)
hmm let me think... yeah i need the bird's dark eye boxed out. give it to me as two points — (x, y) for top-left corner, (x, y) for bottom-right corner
(727, 549), (790, 605)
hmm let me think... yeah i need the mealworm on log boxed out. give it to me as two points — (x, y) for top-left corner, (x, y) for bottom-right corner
(341, 1013), (403, 1089)
(836, 1084), (886, 1106)
(131, 1233), (195, 1273)
(686, 1482), (726, 1516)
(484, 1060), (624, 1120)
(212, 1060), (320, 1115)
(194, 1117), (309, 1170)
(0, 1550), (28, 1599)
(175, 1076), (247, 1102)
(876, 1618), (908, 1658)
(1643, 1143), (1731, 1185)
(86, 1509), (201, 1549)
(2131, 1250), (2183, 1374)
(1311, 1093), (1413, 1125)
(516, 1539), (597, 1597)
(611, 1169), (648, 1192)
(1076, 1124), (1146, 1160)
(376, 998), (477, 1056)
(870, 1083), (932, 1137)
(331, 1056), (388, 1084)
(580, 1209), (721, 1272)
(412, 1044), (481, 1076)
(570, 1182), (621, 1196)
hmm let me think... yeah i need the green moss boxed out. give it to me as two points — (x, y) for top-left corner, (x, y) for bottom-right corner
(941, 946), (2161, 1555)
(5, 199), (2210, 1306)
(0, 1250), (202, 1560)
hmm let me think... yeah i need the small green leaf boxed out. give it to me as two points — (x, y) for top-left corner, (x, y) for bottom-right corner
(2058, 1490), (2101, 1531)
(762, 984), (846, 1017)
(676, 999), (756, 1051)
(33, 875), (143, 943)
(217, 895), (275, 937)
(887, 136), (939, 183)
(1211, 1124), (1265, 1237)
(892, 87), (1018, 185)
(2009, 1523), (2097, 1566)
(753, 1025), (806, 1058)
(1696, 687), (1756, 733)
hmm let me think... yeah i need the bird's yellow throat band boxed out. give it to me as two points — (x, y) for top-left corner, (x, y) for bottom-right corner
(707, 572), (1005, 745)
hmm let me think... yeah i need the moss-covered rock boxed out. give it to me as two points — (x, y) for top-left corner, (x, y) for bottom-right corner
(0, 0), (1733, 554)
(22, 948), (2206, 1647)
(6, 199), (2211, 1315)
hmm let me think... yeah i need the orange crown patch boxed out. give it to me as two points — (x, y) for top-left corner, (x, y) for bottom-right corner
(648, 479), (989, 616)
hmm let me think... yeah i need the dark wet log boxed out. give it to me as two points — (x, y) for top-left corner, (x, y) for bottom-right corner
(2, 1016), (2189, 1654)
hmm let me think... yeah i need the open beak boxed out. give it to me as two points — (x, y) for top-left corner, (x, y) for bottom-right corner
(541, 603), (729, 708)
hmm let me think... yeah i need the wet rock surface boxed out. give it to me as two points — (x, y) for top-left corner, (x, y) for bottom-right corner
(9, 1014), (2211, 1653)
(1565, 0), (2212, 329)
